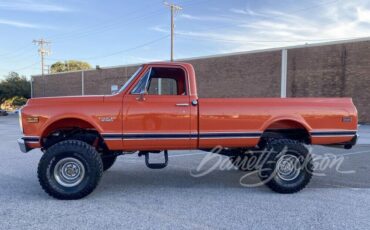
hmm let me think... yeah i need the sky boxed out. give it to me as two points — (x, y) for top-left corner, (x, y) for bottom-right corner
(1, 0), (370, 79)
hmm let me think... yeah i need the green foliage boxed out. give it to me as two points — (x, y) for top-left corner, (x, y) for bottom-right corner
(50, 60), (92, 73)
(11, 96), (28, 106)
(1, 96), (28, 110)
(0, 72), (30, 104)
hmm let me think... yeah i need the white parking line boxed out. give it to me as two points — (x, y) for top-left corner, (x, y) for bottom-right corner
(169, 152), (206, 158)
(339, 150), (370, 157)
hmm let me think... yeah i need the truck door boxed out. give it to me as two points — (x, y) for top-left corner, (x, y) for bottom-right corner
(122, 66), (192, 150)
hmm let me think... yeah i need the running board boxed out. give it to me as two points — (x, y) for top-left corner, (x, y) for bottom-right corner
(140, 150), (168, 169)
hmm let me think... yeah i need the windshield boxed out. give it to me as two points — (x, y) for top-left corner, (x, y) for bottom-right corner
(117, 66), (143, 94)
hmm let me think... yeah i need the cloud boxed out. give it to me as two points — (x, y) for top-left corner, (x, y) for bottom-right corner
(0, 18), (48, 28)
(179, 13), (235, 23)
(229, 8), (265, 17)
(356, 7), (370, 23)
(154, 0), (370, 54)
(0, 0), (72, 12)
(150, 26), (169, 33)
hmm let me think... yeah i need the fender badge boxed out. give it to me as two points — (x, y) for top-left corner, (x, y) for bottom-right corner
(98, 116), (115, 122)
(342, 116), (352, 123)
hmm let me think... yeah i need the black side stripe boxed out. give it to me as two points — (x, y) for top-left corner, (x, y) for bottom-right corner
(124, 133), (196, 139)
(310, 131), (357, 136)
(102, 134), (125, 139)
(102, 132), (262, 140)
(199, 133), (261, 138)
(102, 133), (197, 139)
(23, 137), (40, 142)
(102, 131), (356, 140)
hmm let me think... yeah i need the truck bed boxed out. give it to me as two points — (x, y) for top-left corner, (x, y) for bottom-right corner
(198, 97), (357, 148)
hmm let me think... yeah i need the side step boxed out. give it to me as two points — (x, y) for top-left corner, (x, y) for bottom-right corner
(140, 150), (169, 169)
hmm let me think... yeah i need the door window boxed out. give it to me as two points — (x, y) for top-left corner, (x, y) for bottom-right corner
(131, 69), (151, 94)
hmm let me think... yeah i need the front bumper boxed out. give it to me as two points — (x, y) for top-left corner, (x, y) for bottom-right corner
(17, 138), (31, 153)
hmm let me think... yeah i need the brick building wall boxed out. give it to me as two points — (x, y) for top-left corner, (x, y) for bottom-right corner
(32, 39), (370, 122)
(286, 41), (370, 122)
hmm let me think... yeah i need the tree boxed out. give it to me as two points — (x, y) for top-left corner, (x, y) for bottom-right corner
(0, 72), (30, 104)
(1, 96), (28, 110)
(50, 60), (91, 73)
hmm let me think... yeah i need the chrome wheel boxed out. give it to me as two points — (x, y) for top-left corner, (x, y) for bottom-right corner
(276, 154), (301, 181)
(53, 157), (85, 187)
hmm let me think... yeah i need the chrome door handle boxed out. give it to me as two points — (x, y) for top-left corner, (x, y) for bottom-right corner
(176, 103), (189, 107)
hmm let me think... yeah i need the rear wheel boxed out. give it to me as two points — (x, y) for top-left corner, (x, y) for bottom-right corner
(258, 139), (313, 194)
(37, 140), (103, 200)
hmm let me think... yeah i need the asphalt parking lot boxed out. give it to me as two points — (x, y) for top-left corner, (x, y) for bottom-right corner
(1, 114), (370, 230)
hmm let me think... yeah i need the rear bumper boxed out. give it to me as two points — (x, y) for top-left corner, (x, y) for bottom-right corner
(345, 134), (358, 148)
(349, 134), (358, 145)
(324, 134), (358, 149)
(17, 138), (31, 153)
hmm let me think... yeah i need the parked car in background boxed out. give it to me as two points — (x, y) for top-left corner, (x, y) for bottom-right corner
(0, 110), (8, 116)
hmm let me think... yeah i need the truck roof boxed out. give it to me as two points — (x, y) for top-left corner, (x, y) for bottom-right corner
(147, 61), (191, 66)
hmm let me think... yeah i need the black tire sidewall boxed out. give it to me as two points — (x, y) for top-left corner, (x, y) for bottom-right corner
(259, 139), (313, 193)
(38, 140), (103, 199)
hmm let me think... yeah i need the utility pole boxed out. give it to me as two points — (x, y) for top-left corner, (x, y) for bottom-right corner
(164, 2), (182, 61)
(45, 65), (50, 74)
(33, 39), (51, 76)
(33, 39), (51, 97)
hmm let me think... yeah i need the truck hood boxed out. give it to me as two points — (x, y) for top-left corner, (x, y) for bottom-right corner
(26, 95), (105, 106)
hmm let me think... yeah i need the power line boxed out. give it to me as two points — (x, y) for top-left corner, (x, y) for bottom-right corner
(48, 8), (166, 42)
(0, 44), (33, 57)
(48, 34), (170, 61)
(0, 62), (39, 73)
(13, 62), (39, 71)
(77, 34), (169, 60)
(0, 5), (166, 61)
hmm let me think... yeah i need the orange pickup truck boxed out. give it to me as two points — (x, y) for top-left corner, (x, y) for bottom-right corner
(18, 62), (358, 199)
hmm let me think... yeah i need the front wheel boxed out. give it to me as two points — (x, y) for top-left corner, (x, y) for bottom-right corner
(37, 140), (103, 200)
(258, 139), (313, 194)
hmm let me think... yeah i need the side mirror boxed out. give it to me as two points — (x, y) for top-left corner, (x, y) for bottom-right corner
(137, 89), (148, 101)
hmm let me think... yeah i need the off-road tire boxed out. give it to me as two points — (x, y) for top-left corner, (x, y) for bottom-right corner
(259, 139), (313, 194)
(69, 133), (118, 171)
(37, 140), (103, 200)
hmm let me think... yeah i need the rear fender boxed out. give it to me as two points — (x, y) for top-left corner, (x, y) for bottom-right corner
(261, 115), (312, 133)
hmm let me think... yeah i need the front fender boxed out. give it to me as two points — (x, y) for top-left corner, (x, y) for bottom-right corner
(40, 113), (104, 138)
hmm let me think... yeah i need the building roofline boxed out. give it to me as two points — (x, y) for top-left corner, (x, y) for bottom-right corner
(32, 36), (370, 78)
(178, 36), (370, 61)
(31, 62), (143, 78)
